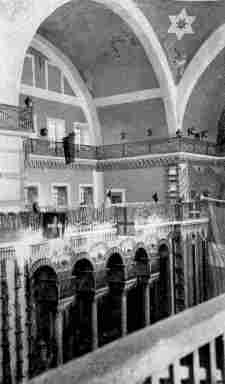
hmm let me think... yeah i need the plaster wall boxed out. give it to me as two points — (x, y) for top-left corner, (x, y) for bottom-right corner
(182, 48), (225, 141)
(25, 167), (93, 207)
(0, 135), (25, 210)
(20, 95), (86, 136)
(98, 99), (168, 144)
(103, 167), (166, 202)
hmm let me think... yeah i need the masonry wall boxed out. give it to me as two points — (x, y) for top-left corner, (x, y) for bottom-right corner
(103, 167), (167, 203)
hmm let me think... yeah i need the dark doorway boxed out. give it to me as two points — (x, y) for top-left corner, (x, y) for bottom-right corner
(158, 244), (171, 320)
(30, 266), (58, 377)
(70, 259), (95, 358)
(104, 253), (125, 344)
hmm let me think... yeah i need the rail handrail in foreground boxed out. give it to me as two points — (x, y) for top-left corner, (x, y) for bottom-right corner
(29, 293), (225, 384)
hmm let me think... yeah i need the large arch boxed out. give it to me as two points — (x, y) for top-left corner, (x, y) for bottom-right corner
(177, 23), (225, 131)
(5, 0), (176, 136)
(30, 34), (102, 145)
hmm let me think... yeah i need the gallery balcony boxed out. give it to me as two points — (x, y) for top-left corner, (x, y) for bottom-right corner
(0, 104), (33, 132)
(25, 136), (220, 162)
(0, 200), (208, 243)
(25, 137), (97, 159)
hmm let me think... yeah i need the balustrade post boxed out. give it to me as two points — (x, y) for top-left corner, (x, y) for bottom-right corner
(91, 296), (98, 351)
(121, 289), (127, 337)
(209, 339), (217, 384)
(192, 349), (201, 384)
(173, 359), (182, 384)
(143, 280), (150, 327)
(55, 308), (63, 366)
(222, 333), (225, 383)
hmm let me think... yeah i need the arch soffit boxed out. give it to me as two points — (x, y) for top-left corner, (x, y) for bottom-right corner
(178, 23), (225, 130)
(31, 34), (102, 145)
(29, 258), (58, 278)
(157, 238), (171, 253)
(133, 242), (150, 261)
(72, 252), (97, 273)
(18, 0), (176, 136)
(105, 246), (126, 268)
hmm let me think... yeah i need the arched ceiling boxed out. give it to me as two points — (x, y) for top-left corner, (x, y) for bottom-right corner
(134, 0), (225, 84)
(183, 46), (225, 142)
(38, 0), (159, 98)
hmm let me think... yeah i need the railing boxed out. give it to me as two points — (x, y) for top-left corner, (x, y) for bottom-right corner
(114, 201), (208, 235)
(96, 136), (218, 159)
(25, 136), (220, 161)
(69, 223), (117, 250)
(0, 104), (33, 132)
(25, 138), (97, 159)
(29, 293), (225, 384)
(0, 201), (209, 240)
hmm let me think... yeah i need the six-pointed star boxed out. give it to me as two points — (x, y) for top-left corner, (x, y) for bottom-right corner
(168, 8), (196, 40)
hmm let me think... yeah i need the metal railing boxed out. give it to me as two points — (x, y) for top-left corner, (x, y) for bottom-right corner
(0, 104), (33, 132)
(25, 136), (220, 161)
(0, 201), (209, 240)
(96, 136), (218, 159)
(25, 138), (97, 159)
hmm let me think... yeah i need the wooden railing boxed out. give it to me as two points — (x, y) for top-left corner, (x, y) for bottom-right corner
(0, 104), (33, 132)
(25, 136), (220, 160)
(29, 293), (225, 384)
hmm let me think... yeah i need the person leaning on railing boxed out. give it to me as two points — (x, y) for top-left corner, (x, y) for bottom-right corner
(104, 190), (112, 223)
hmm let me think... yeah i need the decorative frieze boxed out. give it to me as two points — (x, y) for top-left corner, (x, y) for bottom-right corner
(25, 151), (225, 171)
(26, 158), (96, 170)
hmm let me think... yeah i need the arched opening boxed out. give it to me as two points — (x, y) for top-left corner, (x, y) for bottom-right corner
(17, 0), (175, 149)
(127, 248), (150, 333)
(63, 258), (95, 361)
(158, 244), (171, 320)
(102, 253), (125, 344)
(30, 266), (58, 378)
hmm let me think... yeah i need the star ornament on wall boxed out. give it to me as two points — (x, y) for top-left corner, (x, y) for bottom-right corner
(168, 8), (196, 40)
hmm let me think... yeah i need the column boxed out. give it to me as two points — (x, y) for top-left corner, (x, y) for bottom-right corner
(7, 256), (16, 384)
(0, 133), (25, 212)
(91, 296), (98, 351)
(121, 290), (127, 337)
(209, 339), (217, 384)
(55, 308), (63, 366)
(93, 170), (104, 208)
(192, 349), (201, 384)
(169, 248), (175, 315)
(143, 280), (150, 327)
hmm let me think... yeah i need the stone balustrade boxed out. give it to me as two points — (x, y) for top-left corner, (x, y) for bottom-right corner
(28, 292), (225, 384)
(26, 136), (219, 160)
